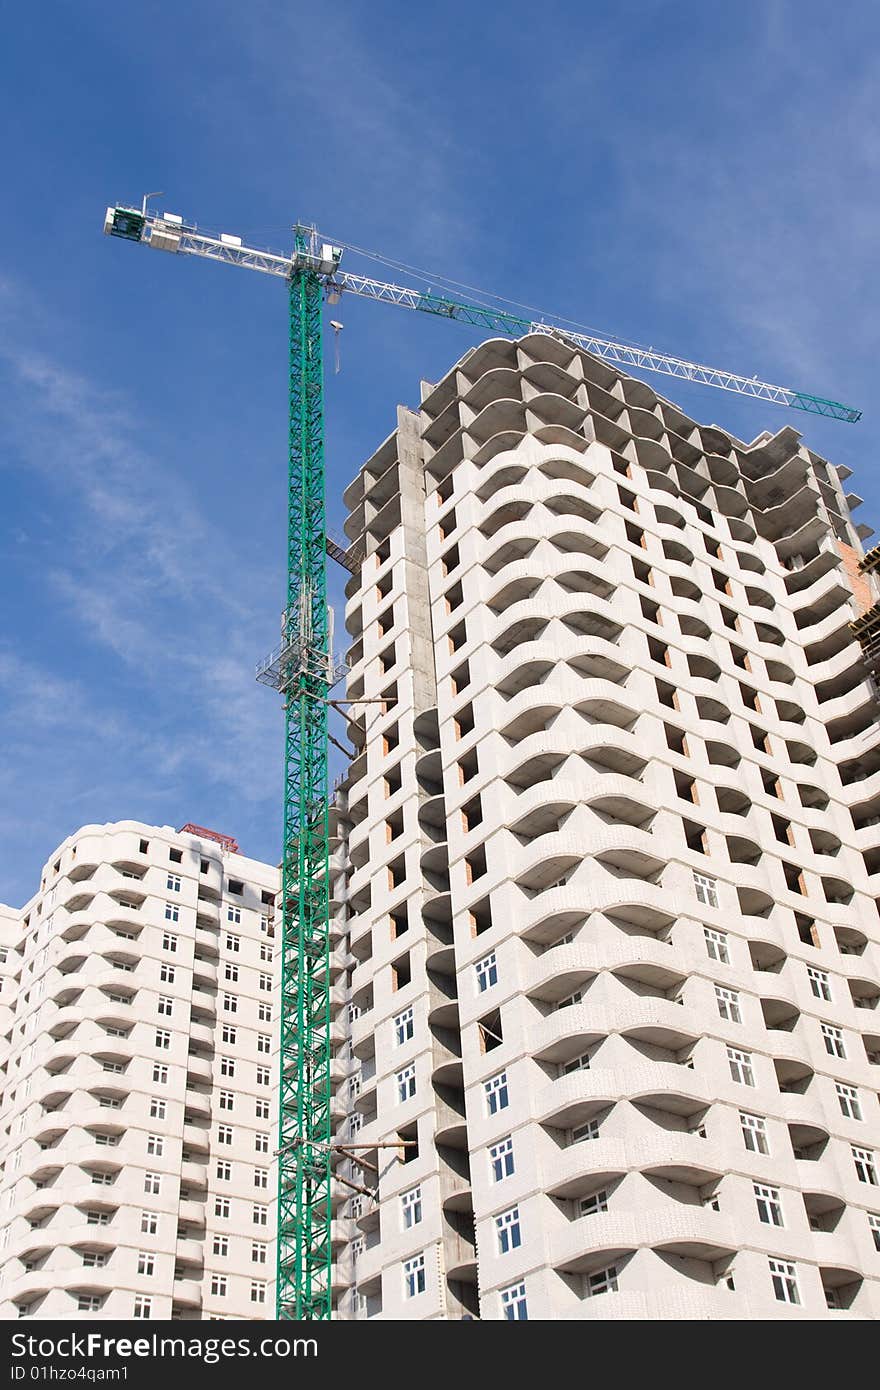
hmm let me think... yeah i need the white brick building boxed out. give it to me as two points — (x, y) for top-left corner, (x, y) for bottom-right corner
(0, 820), (279, 1320)
(328, 332), (880, 1319)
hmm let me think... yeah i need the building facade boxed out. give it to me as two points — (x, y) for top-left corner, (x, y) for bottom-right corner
(328, 332), (880, 1319)
(0, 820), (279, 1320)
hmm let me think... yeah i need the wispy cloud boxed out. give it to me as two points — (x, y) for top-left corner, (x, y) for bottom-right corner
(0, 289), (284, 903)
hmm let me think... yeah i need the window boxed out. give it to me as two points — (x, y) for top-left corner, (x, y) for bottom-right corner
(256, 1066), (271, 1086)
(258, 1002), (272, 1022)
(869, 1214), (880, 1252)
(754, 1184), (784, 1227)
(489, 1136), (515, 1182)
(255, 1132), (269, 1154)
(220, 1057), (236, 1078)
(159, 963), (175, 984)
(403, 1253), (426, 1298)
(213, 1236), (229, 1257)
(259, 973), (272, 992)
(164, 903), (179, 925)
(251, 1283), (267, 1305)
(224, 964), (239, 983)
(219, 1091), (234, 1111)
(162, 932), (178, 952)
(400, 1186), (422, 1230)
(146, 1134), (163, 1157)
(155, 1029), (171, 1050)
(211, 1275), (228, 1297)
(257, 1034), (271, 1054)
(715, 986), (741, 1023)
(475, 952), (498, 993)
(484, 1071), (509, 1115)
(396, 1064), (417, 1104)
(218, 1125), (233, 1145)
(394, 1007), (414, 1047)
(153, 1064), (168, 1085)
(837, 1083), (862, 1121)
(727, 1047), (755, 1086)
(739, 1111), (768, 1155)
(807, 966), (831, 1001)
(254, 1169), (269, 1189)
(694, 872), (719, 909)
(87, 1211), (111, 1227)
(92, 1172), (114, 1186)
(226, 934), (240, 952)
(579, 1191), (609, 1217)
(853, 1146), (878, 1185)
(137, 1251), (155, 1276)
(216, 1162), (232, 1182)
(587, 1266), (619, 1297)
(82, 1251), (108, 1267)
(133, 1295), (152, 1320)
(158, 996), (173, 1017)
(500, 1281), (528, 1320)
(144, 1173), (161, 1195)
(571, 1119), (600, 1143)
(256, 1098), (270, 1120)
(166, 875), (181, 893)
(222, 994), (237, 1013)
(227, 906), (241, 924)
(221, 1025), (237, 1045)
(496, 1205), (522, 1254)
(769, 1258), (800, 1305)
(215, 1198), (231, 1218)
(78, 1295), (103, 1313)
(253, 1204), (268, 1226)
(252, 1243), (268, 1264)
(563, 1052), (592, 1075)
(140, 1211), (158, 1235)
(821, 1022), (846, 1059)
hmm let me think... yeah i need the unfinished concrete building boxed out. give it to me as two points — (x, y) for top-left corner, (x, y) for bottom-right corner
(327, 332), (880, 1319)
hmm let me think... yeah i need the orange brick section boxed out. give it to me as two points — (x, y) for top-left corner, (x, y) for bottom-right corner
(838, 539), (874, 615)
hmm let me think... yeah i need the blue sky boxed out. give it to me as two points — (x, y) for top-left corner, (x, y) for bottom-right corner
(1, 0), (878, 905)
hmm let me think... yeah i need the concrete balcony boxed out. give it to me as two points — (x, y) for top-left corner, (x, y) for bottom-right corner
(186, 1054), (213, 1085)
(545, 1133), (727, 1199)
(548, 1206), (737, 1275)
(178, 1200), (207, 1229)
(535, 1062), (712, 1129)
(172, 1277), (203, 1309)
(530, 997), (701, 1064)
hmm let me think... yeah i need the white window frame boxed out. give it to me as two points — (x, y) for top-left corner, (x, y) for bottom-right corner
(727, 1046), (754, 1086)
(740, 1111), (769, 1154)
(489, 1136), (515, 1183)
(500, 1281), (528, 1320)
(754, 1183), (784, 1227)
(769, 1258), (799, 1305)
(403, 1252), (426, 1299)
(694, 872), (719, 909)
(495, 1205), (522, 1254)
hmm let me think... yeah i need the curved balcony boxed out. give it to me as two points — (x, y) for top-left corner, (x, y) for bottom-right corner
(530, 997), (699, 1064)
(550, 1206), (736, 1274)
(527, 938), (681, 1003)
(545, 1132), (726, 1198)
(535, 1063), (712, 1129)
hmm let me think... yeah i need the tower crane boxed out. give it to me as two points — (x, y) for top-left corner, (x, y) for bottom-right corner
(102, 198), (861, 1321)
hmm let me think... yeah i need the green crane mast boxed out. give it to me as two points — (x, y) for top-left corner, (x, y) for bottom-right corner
(102, 197), (861, 1321)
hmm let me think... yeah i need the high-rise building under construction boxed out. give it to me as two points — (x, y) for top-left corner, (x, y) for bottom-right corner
(0, 821), (279, 1320)
(328, 332), (880, 1320)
